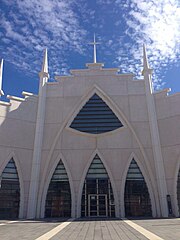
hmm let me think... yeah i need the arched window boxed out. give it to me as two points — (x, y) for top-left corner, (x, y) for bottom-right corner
(0, 159), (20, 219)
(81, 155), (115, 217)
(177, 168), (180, 215)
(70, 94), (123, 134)
(45, 160), (71, 218)
(124, 159), (152, 217)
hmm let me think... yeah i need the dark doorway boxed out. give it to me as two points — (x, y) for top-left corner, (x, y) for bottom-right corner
(45, 160), (71, 218)
(124, 159), (152, 217)
(177, 169), (180, 216)
(0, 159), (20, 219)
(81, 155), (115, 217)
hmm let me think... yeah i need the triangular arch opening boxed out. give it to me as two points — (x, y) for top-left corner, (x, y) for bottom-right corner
(0, 158), (20, 219)
(177, 168), (180, 215)
(81, 154), (115, 217)
(70, 93), (123, 134)
(45, 160), (71, 218)
(124, 159), (152, 217)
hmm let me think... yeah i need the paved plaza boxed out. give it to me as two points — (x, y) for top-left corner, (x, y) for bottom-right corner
(0, 218), (180, 240)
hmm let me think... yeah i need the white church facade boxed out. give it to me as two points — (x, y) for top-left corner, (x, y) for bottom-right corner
(0, 46), (180, 219)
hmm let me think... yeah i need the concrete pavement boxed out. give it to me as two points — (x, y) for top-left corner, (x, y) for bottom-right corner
(0, 218), (180, 240)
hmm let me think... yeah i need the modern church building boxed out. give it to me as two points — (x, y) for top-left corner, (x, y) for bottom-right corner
(0, 44), (180, 220)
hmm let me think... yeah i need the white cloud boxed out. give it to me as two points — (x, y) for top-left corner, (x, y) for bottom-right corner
(0, 0), (87, 77)
(0, 0), (179, 91)
(115, 0), (180, 88)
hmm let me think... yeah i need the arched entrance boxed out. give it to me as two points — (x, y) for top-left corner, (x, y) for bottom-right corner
(81, 154), (115, 217)
(45, 160), (71, 218)
(124, 159), (152, 217)
(177, 168), (180, 215)
(0, 159), (20, 219)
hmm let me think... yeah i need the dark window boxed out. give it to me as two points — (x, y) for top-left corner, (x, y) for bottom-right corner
(0, 159), (20, 219)
(124, 159), (152, 217)
(70, 94), (123, 134)
(177, 169), (180, 216)
(45, 160), (71, 218)
(81, 155), (115, 217)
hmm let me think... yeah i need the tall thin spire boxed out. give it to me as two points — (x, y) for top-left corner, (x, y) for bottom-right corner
(41, 48), (48, 73)
(27, 48), (49, 219)
(143, 44), (149, 70)
(0, 59), (4, 96)
(89, 34), (100, 63)
(39, 48), (49, 85)
(142, 44), (153, 92)
(142, 43), (169, 217)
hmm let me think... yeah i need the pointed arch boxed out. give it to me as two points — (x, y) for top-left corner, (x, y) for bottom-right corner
(173, 155), (180, 217)
(44, 160), (71, 217)
(120, 153), (156, 217)
(121, 154), (154, 217)
(0, 154), (23, 219)
(66, 85), (126, 137)
(0, 152), (24, 219)
(40, 84), (158, 217)
(42, 85), (157, 217)
(68, 93), (123, 134)
(176, 168), (180, 216)
(39, 153), (75, 218)
(77, 150), (119, 218)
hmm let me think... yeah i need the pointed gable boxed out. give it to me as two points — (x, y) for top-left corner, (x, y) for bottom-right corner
(70, 94), (123, 134)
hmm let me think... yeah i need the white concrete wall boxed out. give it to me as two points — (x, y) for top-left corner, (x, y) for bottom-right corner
(1, 66), (180, 218)
(0, 95), (38, 218)
(38, 69), (158, 218)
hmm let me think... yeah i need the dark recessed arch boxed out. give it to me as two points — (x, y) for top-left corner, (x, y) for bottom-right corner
(81, 154), (115, 217)
(177, 168), (180, 215)
(124, 159), (152, 217)
(45, 160), (71, 218)
(0, 158), (20, 219)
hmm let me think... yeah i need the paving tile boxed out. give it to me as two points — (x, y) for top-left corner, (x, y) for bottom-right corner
(84, 221), (95, 240)
(132, 218), (180, 240)
(1, 218), (180, 240)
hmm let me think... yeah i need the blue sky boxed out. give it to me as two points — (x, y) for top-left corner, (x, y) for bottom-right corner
(0, 0), (179, 99)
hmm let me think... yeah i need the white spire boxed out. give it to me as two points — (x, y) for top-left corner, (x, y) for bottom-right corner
(142, 43), (169, 217)
(142, 44), (153, 76)
(142, 44), (153, 93)
(89, 34), (100, 63)
(0, 59), (4, 96)
(143, 44), (149, 70)
(41, 48), (48, 73)
(39, 48), (49, 83)
(27, 48), (49, 218)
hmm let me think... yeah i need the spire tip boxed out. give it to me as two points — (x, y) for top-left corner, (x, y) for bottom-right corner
(143, 44), (150, 70)
(42, 48), (48, 73)
(0, 59), (4, 96)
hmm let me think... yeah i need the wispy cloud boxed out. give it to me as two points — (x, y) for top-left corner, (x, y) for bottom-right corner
(0, 0), (87, 77)
(115, 0), (180, 89)
(0, 0), (179, 90)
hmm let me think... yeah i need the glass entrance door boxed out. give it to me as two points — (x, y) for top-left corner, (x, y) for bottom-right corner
(99, 195), (108, 216)
(81, 154), (115, 218)
(88, 194), (107, 217)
